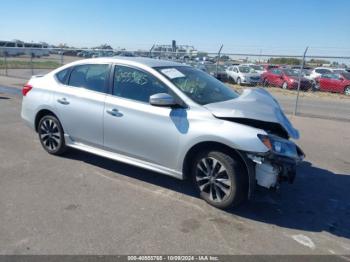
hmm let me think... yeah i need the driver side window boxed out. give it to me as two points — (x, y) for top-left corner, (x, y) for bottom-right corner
(113, 65), (169, 103)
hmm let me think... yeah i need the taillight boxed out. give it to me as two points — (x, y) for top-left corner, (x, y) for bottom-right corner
(22, 84), (33, 96)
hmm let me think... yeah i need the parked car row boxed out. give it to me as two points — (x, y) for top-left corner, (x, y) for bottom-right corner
(188, 62), (350, 96)
(0, 41), (50, 57)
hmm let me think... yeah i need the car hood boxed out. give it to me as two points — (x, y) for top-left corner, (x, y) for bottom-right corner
(204, 88), (299, 139)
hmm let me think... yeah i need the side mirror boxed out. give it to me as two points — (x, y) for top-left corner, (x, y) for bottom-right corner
(149, 93), (177, 107)
(340, 77), (345, 81)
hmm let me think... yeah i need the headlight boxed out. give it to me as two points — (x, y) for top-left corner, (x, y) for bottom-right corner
(258, 134), (299, 159)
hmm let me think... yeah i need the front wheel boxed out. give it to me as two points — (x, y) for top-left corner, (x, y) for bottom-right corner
(38, 115), (67, 155)
(237, 78), (242, 85)
(263, 79), (269, 87)
(344, 86), (350, 96)
(192, 151), (247, 209)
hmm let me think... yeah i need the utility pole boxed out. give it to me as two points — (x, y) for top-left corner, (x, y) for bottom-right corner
(149, 44), (155, 58)
(294, 46), (309, 116)
(216, 44), (224, 77)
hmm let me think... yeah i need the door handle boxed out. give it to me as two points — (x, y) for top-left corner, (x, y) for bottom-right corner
(106, 108), (122, 117)
(57, 98), (70, 105)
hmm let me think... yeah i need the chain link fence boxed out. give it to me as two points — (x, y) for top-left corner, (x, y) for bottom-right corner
(1, 46), (349, 121)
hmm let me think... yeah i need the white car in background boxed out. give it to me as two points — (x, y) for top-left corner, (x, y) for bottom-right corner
(309, 67), (333, 81)
(242, 64), (265, 75)
(226, 65), (261, 85)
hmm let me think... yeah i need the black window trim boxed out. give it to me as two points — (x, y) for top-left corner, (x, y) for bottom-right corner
(54, 67), (72, 85)
(110, 63), (187, 108)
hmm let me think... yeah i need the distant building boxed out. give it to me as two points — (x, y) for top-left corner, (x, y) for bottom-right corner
(152, 41), (198, 57)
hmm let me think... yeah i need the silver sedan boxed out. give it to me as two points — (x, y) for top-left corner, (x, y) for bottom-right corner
(21, 57), (304, 209)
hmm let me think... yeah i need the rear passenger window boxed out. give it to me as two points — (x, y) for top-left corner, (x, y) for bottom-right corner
(68, 64), (109, 93)
(56, 68), (70, 84)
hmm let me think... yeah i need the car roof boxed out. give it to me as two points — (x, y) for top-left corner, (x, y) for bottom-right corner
(73, 56), (187, 68)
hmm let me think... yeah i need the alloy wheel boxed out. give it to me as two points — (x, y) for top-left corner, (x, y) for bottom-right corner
(39, 118), (61, 151)
(195, 157), (232, 202)
(345, 87), (350, 96)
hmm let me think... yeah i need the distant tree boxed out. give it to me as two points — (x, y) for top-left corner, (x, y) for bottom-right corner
(308, 58), (330, 65)
(220, 55), (230, 61)
(268, 57), (301, 65)
(197, 52), (208, 58)
(57, 43), (69, 48)
(95, 44), (113, 50)
(331, 61), (339, 67)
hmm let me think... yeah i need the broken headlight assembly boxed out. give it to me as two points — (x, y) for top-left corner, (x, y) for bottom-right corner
(257, 134), (303, 160)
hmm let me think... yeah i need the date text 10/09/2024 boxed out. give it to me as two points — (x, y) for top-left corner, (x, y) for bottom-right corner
(127, 256), (219, 261)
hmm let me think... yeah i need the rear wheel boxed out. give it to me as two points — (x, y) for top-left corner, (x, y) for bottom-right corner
(282, 82), (288, 89)
(192, 150), (247, 209)
(313, 81), (320, 91)
(38, 115), (67, 155)
(344, 86), (350, 96)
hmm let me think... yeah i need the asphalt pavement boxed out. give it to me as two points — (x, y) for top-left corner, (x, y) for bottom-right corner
(0, 90), (350, 255)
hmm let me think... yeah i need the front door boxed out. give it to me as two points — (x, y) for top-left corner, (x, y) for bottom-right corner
(103, 65), (184, 170)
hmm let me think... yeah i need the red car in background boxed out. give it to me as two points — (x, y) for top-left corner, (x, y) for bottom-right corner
(261, 68), (312, 90)
(315, 72), (350, 95)
(262, 64), (279, 71)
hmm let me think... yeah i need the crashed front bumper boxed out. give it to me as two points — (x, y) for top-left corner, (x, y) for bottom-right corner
(247, 143), (304, 189)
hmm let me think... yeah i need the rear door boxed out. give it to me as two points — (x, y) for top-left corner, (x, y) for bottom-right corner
(332, 74), (346, 93)
(320, 74), (336, 92)
(54, 63), (110, 147)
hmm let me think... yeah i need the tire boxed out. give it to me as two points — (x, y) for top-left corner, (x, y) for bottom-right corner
(263, 79), (269, 87)
(191, 150), (247, 209)
(282, 82), (288, 90)
(38, 115), (67, 155)
(228, 76), (234, 84)
(237, 77), (241, 86)
(344, 86), (350, 96)
(312, 81), (320, 91)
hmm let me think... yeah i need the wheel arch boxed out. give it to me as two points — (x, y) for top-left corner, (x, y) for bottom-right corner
(182, 141), (255, 199)
(34, 109), (60, 132)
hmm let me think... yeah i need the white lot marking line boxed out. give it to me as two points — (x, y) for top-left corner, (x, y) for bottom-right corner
(291, 234), (316, 250)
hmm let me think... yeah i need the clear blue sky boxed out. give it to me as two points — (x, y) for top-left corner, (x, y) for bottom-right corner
(1, 0), (349, 55)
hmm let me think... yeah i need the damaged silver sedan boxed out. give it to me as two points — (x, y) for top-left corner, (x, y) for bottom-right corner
(21, 57), (304, 209)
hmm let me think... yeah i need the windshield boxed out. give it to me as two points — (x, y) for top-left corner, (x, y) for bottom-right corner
(156, 66), (239, 105)
(239, 66), (256, 73)
(250, 65), (263, 71)
(342, 72), (350, 80)
(283, 69), (299, 76)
